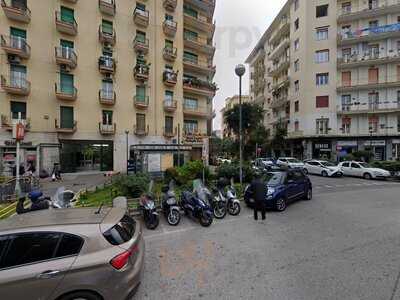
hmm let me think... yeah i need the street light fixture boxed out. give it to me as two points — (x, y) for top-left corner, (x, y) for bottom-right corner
(235, 64), (246, 185)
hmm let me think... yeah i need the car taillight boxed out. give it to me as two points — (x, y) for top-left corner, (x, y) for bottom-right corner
(110, 244), (139, 270)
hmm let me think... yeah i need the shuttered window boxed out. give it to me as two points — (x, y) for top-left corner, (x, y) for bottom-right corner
(316, 96), (329, 108)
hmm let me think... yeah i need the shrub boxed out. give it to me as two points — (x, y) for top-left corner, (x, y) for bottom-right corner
(115, 173), (150, 198)
(371, 161), (400, 173)
(216, 162), (255, 183)
(165, 167), (179, 184)
(165, 161), (212, 186)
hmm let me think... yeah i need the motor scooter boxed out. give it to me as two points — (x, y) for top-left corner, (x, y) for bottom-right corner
(161, 181), (181, 226)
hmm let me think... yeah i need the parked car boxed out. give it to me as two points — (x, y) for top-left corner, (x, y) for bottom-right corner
(244, 170), (312, 212)
(216, 157), (232, 165)
(277, 157), (305, 170)
(338, 161), (391, 180)
(304, 160), (343, 177)
(0, 207), (144, 300)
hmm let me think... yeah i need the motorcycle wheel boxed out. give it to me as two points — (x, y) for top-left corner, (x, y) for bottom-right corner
(145, 215), (159, 230)
(199, 212), (213, 227)
(228, 201), (241, 216)
(167, 210), (181, 226)
(213, 201), (227, 219)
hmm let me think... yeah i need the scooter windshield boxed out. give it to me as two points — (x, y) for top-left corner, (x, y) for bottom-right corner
(53, 187), (75, 208)
(193, 179), (207, 202)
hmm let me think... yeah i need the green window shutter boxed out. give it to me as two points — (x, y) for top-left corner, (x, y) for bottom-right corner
(60, 39), (74, 49)
(102, 110), (113, 125)
(11, 101), (26, 119)
(184, 29), (198, 40)
(102, 20), (113, 35)
(60, 106), (74, 128)
(10, 27), (26, 38)
(136, 86), (146, 102)
(184, 6), (198, 18)
(60, 73), (74, 94)
(136, 31), (146, 42)
(61, 6), (75, 24)
(184, 51), (198, 63)
(136, 113), (145, 130)
(165, 40), (173, 48)
(165, 116), (173, 131)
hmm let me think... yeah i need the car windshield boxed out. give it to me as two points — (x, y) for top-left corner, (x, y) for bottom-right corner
(263, 172), (283, 186)
(359, 163), (370, 168)
(287, 158), (301, 163)
(321, 161), (336, 167)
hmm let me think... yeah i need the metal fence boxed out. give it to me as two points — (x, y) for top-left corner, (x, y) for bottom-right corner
(0, 176), (40, 203)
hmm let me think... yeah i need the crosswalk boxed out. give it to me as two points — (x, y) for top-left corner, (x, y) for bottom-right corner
(314, 181), (400, 190)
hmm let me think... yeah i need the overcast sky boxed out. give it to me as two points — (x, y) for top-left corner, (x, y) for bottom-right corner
(213, 0), (286, 130)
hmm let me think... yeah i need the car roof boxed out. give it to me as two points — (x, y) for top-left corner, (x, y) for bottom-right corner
(0, 207), (114, 233)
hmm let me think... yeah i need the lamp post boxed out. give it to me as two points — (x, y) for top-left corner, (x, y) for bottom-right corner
(235, 64), (246, 185)
(125, 130), (129, 175)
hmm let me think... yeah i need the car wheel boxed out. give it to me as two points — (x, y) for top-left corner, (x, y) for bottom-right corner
(303, 168), (308, 175)
(363, 173), (372, 180)
(59, 291), (102, 300)
(338, 172), (343, 177)
(321, 171), (328, 177)
(275, 198), (287, 212)
(304, 188), (312, 201)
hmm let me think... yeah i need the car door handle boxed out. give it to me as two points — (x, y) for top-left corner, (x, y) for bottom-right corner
(37, 270), (62, 279)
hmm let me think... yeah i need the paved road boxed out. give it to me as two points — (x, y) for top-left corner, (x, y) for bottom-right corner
(134, 176), (400, 300)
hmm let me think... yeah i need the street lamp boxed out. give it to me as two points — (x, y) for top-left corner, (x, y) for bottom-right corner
(125, 130), (129, 175)
(235, 64), (246, 185)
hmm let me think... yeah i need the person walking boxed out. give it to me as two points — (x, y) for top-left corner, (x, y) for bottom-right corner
(249, 172), (267, 221)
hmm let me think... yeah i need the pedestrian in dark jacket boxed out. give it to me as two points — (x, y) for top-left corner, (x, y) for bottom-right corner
(249, 173), (267, 220)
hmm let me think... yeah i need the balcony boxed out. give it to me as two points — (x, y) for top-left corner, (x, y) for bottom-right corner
(1, 0), (31, 23)
(184, 35), (215, 56)
(55, 11), (78, 36)
(183, 78), (217, 97)
(269, 38), (290, 60)
(183, 130), (209, 144)
(99, 89), (116, 106)
(270, 94), (289, 109)
(1, 115), (31, 131)
(134, 64), (150, 81)
(164, 100), (177, 112)
(99, 123), (116, 135)
(99, 0), (116, 16)
(338, 23), (400, 46)
(163, 127), (177, 138)
(337, 51), (400, 69)
(272, 75), (290, 92)
(185, 0), (215, 13)
(163, 0), (177, 12)
(99, 26), (116, 45)
(133, 36), (149, 54)
(184, 12), (215, 35)
(336, 102), (400, 115)
(337, 1), (400, 24)
(133, 8), (149, 27)
(55, 119), (77, 133)
(268, 58), (290, 77)
(134, 125), (149, 136)
(1, 75), (30, 96)
(55, 47), (77, 68)
(183, 105), (213, 119)
(337, 76), (400, 92)
(163, 46), (177, 61)
(98, 56), (116, 74)
(55, 83), (77, 101)
(134, 95), (149, 110)
(269, 18), (290, 45)
(0, 35), (30, 59)
(163, 19), (177, 37)
(163, 70), (178, 86)
(63, 0), (78, 3)
(183, 56), (216, 76)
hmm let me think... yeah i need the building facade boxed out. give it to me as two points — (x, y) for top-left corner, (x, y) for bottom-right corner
(0, 0), (216, 176)
(247, 0), (400, 161)
(220, 94), (250, 138)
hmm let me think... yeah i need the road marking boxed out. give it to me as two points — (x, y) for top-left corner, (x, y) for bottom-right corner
(324, 185), (334, 188)
(335, 185), (345, 187)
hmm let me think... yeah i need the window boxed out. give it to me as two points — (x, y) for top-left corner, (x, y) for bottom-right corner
(183, 51), (198, 64)
(60, 6), (75, 24)
(10, 64), (26, 89)
(184, 97), (198, 110)
(102, 110), (113, 125)
(315, 50), (329, 63)
(294, 18), (299, 30)
(60, 73), (74, 94)
(11, 101), (26, 119)
(184, 29), (198, 41)
(102, 19), (113, 35)
(342, 162), (350, 168)
(294, 120), (299, 131)
(165, 90), (173, 105)
(136, 113), (146, 131)
(184, 120), (198, 134)
(316, 96), (329, 108)
(0, 233), (60, 269)
(369, 20), (378, 29)
(294, 59), (299, 72)
(341, 95), (351, 111)
(316, 73), (329, 86)
(316, 27), (328, 40)
(165, 39), (173, 49)
(369, 0), (378, 10)
(316, 118), (329, 134)
(136, 2), (146, 12)
(351, 163), (361, 169)
(342, 117), (351, 134)
(368, 92), (379, 109)
(294, 0), (299, 11)
(165, 14), (173, 21)
(368, 116), (379, 133)
(103, 215), (136, 246)
(342, 71), (351, 87)
(294, 39), (299, 51)
(398, 115), (400, 132)
(60, 106), (74, 129)
(136, 85), (146, 102)
(295, 80), (299, 91)
(55, 234), (83, 258)
(342, 2), (351, 14)
(295, 101), (299, 112)
(165, 116), (174, 133)
(0, 236), (8, 261)
(368, 68), (379, 84)
(316, 4), (328, 18)
(101, 80), (113, 99)
(183, 5), (198, 18)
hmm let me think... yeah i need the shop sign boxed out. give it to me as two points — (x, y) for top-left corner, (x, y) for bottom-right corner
(337, 141), (357, 147)
(132, 144), (192, 151)
(364, 140), (386, 146)
(313, 142), (331, 150)
(392, 139), (400, 144)
(4, 140), (33, 147)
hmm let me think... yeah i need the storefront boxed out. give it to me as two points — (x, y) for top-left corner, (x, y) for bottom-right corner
(0, 140), (38, 176)
(312, 141), (332, 160)
(393, 139), (400, 160)
(336, 140), (358, 161)
(364, 140), (386, 161)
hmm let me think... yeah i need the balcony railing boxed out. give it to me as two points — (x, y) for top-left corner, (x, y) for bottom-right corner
(134, 64), (150, 81)
(338, 22), (400, 45)
(163, 126), (177, 138)
(337, 50), (400, 68)
(99, 0), (116, 16)
(272, 75), (290, 91)
(337, 0), (400, 22)
(55, 83), (78, 101)
(133, 8), (149, 27)
(163, 70), (178, 86)
(269, 18), (290, 44)
(184, 34), (215, 55)
(183, 105), (213, 119)
(183, 78), (217, 96)
(337, 75), (400, 91)
(134, 124), (149, 136)
(163, 19), (177, 37)
(55, 11), (78, 36)
(163, 46), (177, 61)
(1, 115), (31, 131)
(55, 119), (77, 133)
(98, 56), (115, 74)
(269, 57), (290, 77)
(164, 100), (177, 112)
(0, 35), (30, 59)
(99, 123), (116, 135)
(184, 11), (215, 34)
(337, 101), (400, 114)
(99, 89), (116, 105)
(134, 36), (149, 54)
(183, 56), (216, 75)
(1, 0), (31, 23)
(55, 47), (77, 68)
(134, 95), (149, 109)
(99, 26), (116, 45)
(269, 37), (290, 60)
(1, 75), (30, 96)
(183, 130), (209, 144)
(163, 0), (177, 12)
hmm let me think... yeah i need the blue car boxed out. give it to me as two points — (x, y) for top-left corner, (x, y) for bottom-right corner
(244, 170), (312, 212)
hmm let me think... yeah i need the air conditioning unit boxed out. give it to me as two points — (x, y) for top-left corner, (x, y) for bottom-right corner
(7, 55), (20, 64)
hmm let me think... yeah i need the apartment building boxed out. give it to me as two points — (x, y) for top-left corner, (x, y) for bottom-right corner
(0, 0), (216, 175)
(247, 0), (400, 161)
(220, 94), (250, 138)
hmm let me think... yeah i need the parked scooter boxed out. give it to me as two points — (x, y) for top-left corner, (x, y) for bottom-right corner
(212, 181), (228, 219)
(139, 180), (159, 230)
(180, 179), (213, 227)
(161, 181), (181, 226)
(225, 178), (241, 216)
